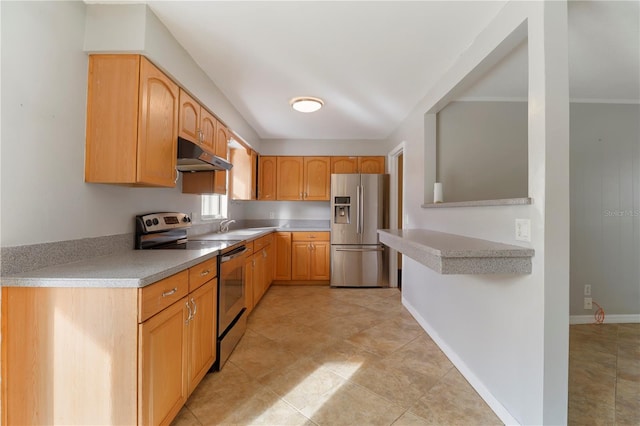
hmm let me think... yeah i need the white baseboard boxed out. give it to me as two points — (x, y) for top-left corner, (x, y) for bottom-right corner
(402, 297), (521, 426)
(570, 314), (640, 324)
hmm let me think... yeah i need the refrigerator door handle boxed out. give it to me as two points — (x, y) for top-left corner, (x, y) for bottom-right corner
(360, 184), (364, 236)
(356, 185), (361, 234)
(335, 247), (385, 252)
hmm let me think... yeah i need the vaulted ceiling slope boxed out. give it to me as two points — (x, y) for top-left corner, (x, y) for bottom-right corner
(146, 1), (639, 141)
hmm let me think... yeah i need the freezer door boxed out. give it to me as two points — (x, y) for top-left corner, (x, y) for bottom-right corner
(330, 245), (388, 287)
(331, 174), (361, 244)
(360, 174), (387, 244)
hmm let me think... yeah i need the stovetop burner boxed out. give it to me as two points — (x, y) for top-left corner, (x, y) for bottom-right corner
(135, 212), (242, 252)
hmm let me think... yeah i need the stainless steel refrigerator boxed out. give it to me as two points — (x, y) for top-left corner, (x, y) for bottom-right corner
(330, 174), (389, 287)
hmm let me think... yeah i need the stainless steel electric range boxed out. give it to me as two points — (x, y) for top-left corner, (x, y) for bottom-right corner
(135, 212), (248, 370)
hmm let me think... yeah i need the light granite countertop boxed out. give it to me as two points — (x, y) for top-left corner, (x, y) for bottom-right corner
(2, 226), (330, 288)
(378, 229), (534, 274)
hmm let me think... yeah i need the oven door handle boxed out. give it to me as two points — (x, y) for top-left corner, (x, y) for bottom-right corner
(221, 247), (248, 262)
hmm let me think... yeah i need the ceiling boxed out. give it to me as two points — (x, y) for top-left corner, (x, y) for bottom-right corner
(144, 1), (639, 141)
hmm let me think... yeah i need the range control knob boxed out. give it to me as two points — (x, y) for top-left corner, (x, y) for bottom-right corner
(145, 219), (153, 227)
(182, 216), (191, 223)
(152, 218), (159, 225)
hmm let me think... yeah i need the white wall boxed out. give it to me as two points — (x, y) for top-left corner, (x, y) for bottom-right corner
(0, 2), (255, 247)
(570, 102), (640, 318)
(386, 2), (570, 424)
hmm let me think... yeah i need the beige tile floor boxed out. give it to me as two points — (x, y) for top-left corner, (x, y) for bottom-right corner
(172, 285), (501, 426)
(568, 323), (640, 425)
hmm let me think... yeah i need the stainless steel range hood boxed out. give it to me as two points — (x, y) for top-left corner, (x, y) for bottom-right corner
(177, 137), (233, 172)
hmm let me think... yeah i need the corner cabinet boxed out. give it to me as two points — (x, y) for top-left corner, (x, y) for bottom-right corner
(85, 55), (179, 187)
(2, 261), (217, 426)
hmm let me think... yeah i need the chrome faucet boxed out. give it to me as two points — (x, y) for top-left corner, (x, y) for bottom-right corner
(219, 219), (236, 233)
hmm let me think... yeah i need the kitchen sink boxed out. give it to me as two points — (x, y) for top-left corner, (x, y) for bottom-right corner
(193, 227), (277, 241)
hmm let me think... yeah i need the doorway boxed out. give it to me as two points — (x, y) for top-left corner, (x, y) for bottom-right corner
(387, 142), (405, 289)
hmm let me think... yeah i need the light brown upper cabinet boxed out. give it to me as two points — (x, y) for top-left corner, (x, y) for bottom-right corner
(277, 156), (330, 201)
(258, 156), (277, 200)
(178, 89), (216, 153)
(230, 146), (257, 200)
(330, 156), (359, 174)
(330, 156), (386, 174)
(358, 156), (385, 173)
(303, 157), (331, 200)
(85, 55), (179, 187)
(214, 124), (230, 195)
(277, 157), (304, 200)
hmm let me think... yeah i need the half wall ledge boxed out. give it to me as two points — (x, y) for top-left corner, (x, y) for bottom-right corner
(378, 229), (534, 274)
(421, 197), (533, 209)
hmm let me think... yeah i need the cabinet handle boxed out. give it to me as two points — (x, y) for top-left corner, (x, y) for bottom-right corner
(162, 287), (178, 297)
(185, 300), (192, 324)
(263, 249), (267, 258)
(191, 298), (197, 318)
(300, 192), (303, 199)
(200, 269), (210, 277)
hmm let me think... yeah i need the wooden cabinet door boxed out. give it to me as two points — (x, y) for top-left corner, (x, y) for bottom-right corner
(187, 280), (216, 396)
(252, 252), (265, 304)
(200, 108), (217, 152)
(215, 122), (229, 159)
(244, 255), (255, 313)
(358, 156), (385, 174)
(250, 150), (258, 200)
(230, 147), (252, 200)
(304, 157), (330, 200)
(310, 242), (331, 280)
(264, 244), (274, 289)
(137, 57), (180, 187)
(277, 157), (304, 200)
(85, 55), (140, 184)
(181, 172), (215, 194)
(139, 298), (188, 426)
(274, 232), (292, 280)
(291, 242), (311, 280)
(258, 156), (277, 200)
(178, 89), (200, 143)
(331, 157), (359, 174)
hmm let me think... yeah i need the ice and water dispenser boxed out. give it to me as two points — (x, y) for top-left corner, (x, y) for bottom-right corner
(333, 196), (351, 224)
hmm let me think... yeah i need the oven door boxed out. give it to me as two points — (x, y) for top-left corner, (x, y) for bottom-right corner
(218, 245), (247, 336)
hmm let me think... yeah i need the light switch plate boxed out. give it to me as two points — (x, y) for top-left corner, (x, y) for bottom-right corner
(515, 219), (531, 242)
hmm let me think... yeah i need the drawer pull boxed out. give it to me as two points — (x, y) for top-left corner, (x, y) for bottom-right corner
(162, 287), (178, 297)
(200, 269), (211, 277)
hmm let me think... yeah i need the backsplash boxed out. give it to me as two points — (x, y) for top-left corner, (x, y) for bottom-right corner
(1, 219), (329, 276)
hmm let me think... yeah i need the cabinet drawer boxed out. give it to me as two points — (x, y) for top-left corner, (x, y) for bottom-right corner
(254, 233), (274, 251)
(189, 257), (217, 292)
(291, 231), (330, 242)
(138, 270), (189, 322)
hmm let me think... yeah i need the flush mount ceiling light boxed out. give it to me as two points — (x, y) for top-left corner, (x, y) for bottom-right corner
(290, 96), (324, 113)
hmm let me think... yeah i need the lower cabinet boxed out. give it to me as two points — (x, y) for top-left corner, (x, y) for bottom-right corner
(290, 232), (331, 282)
(138, 296), (189, 426)
(1, 259), (217, 426)
(245, 235), (274, 312)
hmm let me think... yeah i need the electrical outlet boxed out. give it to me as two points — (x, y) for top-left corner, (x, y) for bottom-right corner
(584, 297), (593, 310)
(584, 285), (591, 296)
(269, 211), (275, 219)
(515, 219), (531, 242)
